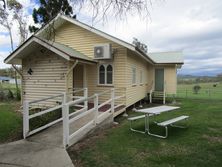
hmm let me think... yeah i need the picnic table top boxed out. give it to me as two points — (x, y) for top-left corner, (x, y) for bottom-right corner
(136, 105), (180, 115)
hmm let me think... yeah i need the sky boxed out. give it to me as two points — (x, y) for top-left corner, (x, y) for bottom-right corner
(0, 0), (222, 76)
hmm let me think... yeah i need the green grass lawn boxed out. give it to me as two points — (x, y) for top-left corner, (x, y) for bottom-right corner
(176, 82), (222, 99)
(68, 99), (222, 167)
(0, 102), (22, 143)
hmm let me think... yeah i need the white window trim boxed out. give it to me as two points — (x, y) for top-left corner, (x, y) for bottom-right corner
(98, 64), (114, 86)
(132, 66), (137, 86)
(140, 70), (143, 85)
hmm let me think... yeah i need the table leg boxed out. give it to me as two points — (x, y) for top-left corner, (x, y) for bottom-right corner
(146, 114), (168, 138)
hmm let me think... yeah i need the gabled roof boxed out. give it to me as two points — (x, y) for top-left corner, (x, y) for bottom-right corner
(4, 36), (96, 64)
(148, 51), (184, 64)
(35, 14), (155, 64)
(4, 14), (184, 65)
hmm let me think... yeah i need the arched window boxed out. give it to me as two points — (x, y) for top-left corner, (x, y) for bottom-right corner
(99, 65), (105, 84)
(106, 65), (113, 84)
(98, 64), (113, 85)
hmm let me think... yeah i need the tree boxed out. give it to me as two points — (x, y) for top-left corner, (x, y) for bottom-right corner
(0, 0), (6, 9)
(0, 0), (27, 100)
(0, 9), (14, 51)
(193, 85), (201, 94)
(132, 38), (148, 53)
(70, 0), (151, 22)
(29, 0), (74, 33)
(7, 0), (28, 44)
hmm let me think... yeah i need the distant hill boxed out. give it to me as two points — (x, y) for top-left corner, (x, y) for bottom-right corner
(177, 74), (221, 84)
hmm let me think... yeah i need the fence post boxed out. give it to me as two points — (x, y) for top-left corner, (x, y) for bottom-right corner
(62, 103), (69, 148)
(111, 88), (115, 115)
(208, 89), (211, 98)
(94, 94), (99, 124)
(84, 88), (88, 110)
(23, 101), (29, 139)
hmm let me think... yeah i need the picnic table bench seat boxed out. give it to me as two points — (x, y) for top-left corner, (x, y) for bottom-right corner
(157, 115), (189, 127)
(128, 115), (145, 121)
(154, 115), (189, 138)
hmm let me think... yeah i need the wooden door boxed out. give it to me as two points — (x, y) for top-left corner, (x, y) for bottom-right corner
(155, 68), (164, 91)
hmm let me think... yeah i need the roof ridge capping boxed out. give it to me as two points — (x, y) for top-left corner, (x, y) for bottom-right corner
(149, 51), (183, 54)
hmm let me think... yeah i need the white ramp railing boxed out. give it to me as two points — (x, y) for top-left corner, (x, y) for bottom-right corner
(63, 88), (120, 147)
(23, 93), (66, 138)
(23, 88), (88, 139)
(23, 87), (126, 148)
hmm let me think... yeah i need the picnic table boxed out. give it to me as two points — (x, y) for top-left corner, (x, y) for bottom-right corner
(128, 105), (189, 138)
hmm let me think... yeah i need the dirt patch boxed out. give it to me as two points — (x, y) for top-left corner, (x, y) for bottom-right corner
(154, 144), (192, 157)
(202, 134), (222, 143)
(208, 127), (221, 133)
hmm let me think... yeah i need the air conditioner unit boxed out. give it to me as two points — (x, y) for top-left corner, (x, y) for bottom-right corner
(94, 44), (112, 59)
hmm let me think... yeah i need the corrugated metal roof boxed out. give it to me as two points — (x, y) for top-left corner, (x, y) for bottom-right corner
(148, 51), (184, 64)
(50, 40), (95, 62)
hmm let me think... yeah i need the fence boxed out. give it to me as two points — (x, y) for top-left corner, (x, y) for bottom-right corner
(175, 88), (222, 100)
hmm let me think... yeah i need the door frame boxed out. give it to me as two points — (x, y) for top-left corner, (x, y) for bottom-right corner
(73, 64), (87, 89)
(154, 68), (164, 91)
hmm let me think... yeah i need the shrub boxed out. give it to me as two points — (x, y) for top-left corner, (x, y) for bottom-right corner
(7, 89), (14, 99)
(193, 85), (201, 94)
(15, 89), (21, 101)
(29, 108), (62, 131)
(0, 90), (5, 101)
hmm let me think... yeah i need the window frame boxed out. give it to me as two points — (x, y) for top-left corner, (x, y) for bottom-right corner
(140, 70), (143, 85)
(131, 66), (137, 86)
(98, 64), (114, 86)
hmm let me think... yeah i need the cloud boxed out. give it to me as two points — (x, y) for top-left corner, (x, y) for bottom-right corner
(0, 51), (10, 69)
(0, 0), (222, 76)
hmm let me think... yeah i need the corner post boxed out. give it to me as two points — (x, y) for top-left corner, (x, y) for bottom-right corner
(84, 88), (88, 110)
(23, 101), (29, 139)
(62, 103), (69, 148)
(94, 94), (99, 124)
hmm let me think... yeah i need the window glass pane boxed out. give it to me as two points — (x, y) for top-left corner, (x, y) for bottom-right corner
(132, 67), (136, 84)
(99, 65), (105, 84)
(107, 65), (113, 84)
(140, 70), (143, 83)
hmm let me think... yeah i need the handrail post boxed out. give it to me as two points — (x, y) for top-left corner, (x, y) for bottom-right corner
(23, 101), (29, 139)
(62, 92), (67, 104)
(62, 103), (69, 148)
(84, 88), (88, 110)
(163, 90), (166, 104)
(94, 94), (99, 124)
(111, 88), (115, 115)
(150, 90), (152, 104)
(163, 81), (166, 104)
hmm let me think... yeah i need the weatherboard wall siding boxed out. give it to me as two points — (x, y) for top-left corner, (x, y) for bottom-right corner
(154, 64), (177, 94)
(55, 22), (127, 104)
(164, 65), (177, 94)
(20, 20), (177, 109)
(22, 51), (67, 106)
(125, 50), (152, 107)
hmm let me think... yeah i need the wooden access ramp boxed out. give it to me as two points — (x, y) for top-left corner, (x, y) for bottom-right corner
(23, 88), (126, 148)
